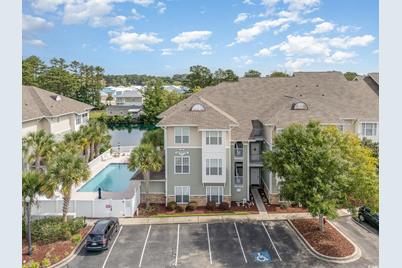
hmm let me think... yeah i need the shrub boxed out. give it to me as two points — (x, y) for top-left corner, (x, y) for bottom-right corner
(218, 202), (230, 211)
(185, 202), (197, 211)
(71, 234), (82, 245)
(30, 217), (86, 244)
(206, 202), (216, 211)
(175, 206), (184, 213)
(143, 205), (158, 215)
(41, 258), (51, 267)
(167, 201), (177, 211)
(280, 202), (290, 209)
(28, 261), (40, 268)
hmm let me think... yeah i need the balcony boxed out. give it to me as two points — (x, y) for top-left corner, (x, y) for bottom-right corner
(234, 148), (243, 157)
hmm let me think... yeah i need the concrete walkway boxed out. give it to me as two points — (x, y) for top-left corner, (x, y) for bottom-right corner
(251, 188), (268, 215)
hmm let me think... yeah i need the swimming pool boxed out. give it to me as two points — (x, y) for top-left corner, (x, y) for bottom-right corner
(78, 163), (135, 192)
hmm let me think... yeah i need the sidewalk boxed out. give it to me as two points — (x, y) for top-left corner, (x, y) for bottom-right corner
(251, 188), (268, 215)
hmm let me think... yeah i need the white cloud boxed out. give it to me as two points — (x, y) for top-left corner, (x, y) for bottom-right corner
(372, 49), (379, 54)
(108, 31), (163, 52)
(161, 48), (174, 55)
(31, 0), (66, 13)
(171, 31), (212, 51)
(336, 25), (349, 33)
(89, 15), (127, 27)
(273, 23), (290, 35)
(278, 34), (331, 56)
(201, 51), (213, 55)
(283, 0), (320, 12)
(255, 47), (274, 57)
(132, 8), (144, 20)
(311, 17), (324, 23)
(63, 0), (113, 25)
(324, 51), (356, 64)
(283, 58), (314, 71)
(243, 0), (255, 5)
(311, 22), (335, 34)
(133, 0), (154, 6)
(235, 16), (296, 43)
(156, 2), (167, 14)
(328, 35), (375, 49)
(24, 39), (46, 46)
(233, 55), (253, 65)
(234, 13), (249, 24)
(22, 14), (54, 32)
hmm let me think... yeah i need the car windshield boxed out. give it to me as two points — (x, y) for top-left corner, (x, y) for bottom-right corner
(88, 234), (103, 241)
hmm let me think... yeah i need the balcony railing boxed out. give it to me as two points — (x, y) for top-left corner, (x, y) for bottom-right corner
(250, 154), (262, 162)
(234, 148), (243, 157)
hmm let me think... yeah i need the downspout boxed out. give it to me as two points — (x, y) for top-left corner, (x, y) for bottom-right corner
(164, 127), (168, 206)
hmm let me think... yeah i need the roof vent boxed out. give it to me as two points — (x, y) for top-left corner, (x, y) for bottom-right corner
(190, 103), (205, 111)
(291, 101), (308, 110)
(53, 95), (62, 101)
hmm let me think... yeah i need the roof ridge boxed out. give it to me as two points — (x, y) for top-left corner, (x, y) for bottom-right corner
(199, 96), (239, 125)
(29, 86), (52, 117)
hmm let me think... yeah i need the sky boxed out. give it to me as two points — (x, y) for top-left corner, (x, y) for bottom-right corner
(22, 0), (379, 76)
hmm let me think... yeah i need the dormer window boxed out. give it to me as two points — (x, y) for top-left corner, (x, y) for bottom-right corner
(52, 95), (62, 101)
(292, 101), (308, 110)
(190, 103), (205, 111)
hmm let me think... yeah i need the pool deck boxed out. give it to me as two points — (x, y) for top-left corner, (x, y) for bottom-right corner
(71, 154), (132, 200)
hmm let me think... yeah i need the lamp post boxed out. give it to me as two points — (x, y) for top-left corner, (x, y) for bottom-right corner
(25, 196), (32, 256)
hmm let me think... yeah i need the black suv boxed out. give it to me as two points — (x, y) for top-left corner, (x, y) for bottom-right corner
(85, 217), (119, 251)
(358, 206), (379, 229)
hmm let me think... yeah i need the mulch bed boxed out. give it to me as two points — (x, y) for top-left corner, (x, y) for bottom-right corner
(137, 200), (258, 217)
(22, 226), (91, 267)
(291, 219), (355, 257)
(258, 188), (308, 213)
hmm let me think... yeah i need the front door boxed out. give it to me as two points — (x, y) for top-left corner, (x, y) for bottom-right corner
(250, 168), (260, 186)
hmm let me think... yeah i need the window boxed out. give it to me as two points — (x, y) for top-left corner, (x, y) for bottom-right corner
(82, 113), (88, 124)
(292, 102), (308, 110)
(206, 186), (224, 204)
(234, 163), (243, 186)
(206, 159), (223, 176)
(174, 127), (190, 144)
(362, 123), (377, 137)
(206, 131), (222, 145)
(175, 186), (190, 204)
(190, 103), (205, 111)
(75, 115), (81, 125)
(174, 156), (190, 174)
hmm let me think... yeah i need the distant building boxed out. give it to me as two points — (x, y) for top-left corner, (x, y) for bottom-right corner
(163, 85), (188, 94)
(106, 90), (143, 118)
(100, 85), (145, 105)
(22, 86), (93, 140)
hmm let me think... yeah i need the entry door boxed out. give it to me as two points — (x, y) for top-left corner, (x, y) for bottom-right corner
(250, 168), (260, 186)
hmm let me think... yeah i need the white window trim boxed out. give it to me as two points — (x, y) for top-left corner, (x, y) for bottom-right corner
(174, 156), (190, 175)
(361, 122), (378, 137)
(174, 127), (190, 145)
(206, 186), (224, 204)
(205, 158), (223, 176)
(174, 186), (190, 204)
(206, 131), (223, 145)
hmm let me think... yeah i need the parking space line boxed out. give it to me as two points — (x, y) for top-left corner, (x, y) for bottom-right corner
(175, 224), (180, 266)
(261, 222), (282, 262)
(233, 222), (248, 263)
(138, 225), (152, 267)
(102, 225), (123, 268)
(206, 223), (212, 264)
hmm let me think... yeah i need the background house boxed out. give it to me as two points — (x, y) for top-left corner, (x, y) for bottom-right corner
(22, 86), (93, 140)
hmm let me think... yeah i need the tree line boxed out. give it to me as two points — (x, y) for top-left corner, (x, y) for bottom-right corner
(22, 56), (105, 108)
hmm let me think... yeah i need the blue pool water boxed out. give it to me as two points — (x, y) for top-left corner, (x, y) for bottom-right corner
(78, 163), (135, 192)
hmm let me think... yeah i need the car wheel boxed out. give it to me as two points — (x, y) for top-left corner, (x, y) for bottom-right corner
(359, 214), (365, 222)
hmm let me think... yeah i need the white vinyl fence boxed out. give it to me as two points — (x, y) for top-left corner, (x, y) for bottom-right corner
(31, 186), (141, 218)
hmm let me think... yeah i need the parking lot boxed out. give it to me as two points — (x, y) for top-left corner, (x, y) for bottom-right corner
(65, 218), (378, 268)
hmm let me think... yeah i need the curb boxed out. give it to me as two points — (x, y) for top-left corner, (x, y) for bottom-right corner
(287, 219), (361, 264)
(49, 228), (91, 268)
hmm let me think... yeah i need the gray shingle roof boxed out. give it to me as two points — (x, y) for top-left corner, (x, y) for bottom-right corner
(116, 90), (142, 98)
(22, 86), (93, 122)
(158, 72), (379, 140)
(368, 72), (379, 85)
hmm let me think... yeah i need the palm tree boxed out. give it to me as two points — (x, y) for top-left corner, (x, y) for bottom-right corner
(87, 121), (111, 160)
(22, 130), (55, 171)
(22, 171), (45, 254)
(128, 143), (163, 208)
(64, 126), (91, 162)
(47, 144), (90, 222)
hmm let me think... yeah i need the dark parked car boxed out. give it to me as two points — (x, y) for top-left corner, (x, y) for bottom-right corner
(85, 217), (119, 251)
(358, 206), (379, 229)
